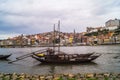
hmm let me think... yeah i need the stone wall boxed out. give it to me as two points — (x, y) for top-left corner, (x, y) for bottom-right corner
(0, 73), (120, 80)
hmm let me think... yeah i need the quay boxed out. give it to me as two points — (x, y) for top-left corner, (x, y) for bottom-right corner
(0, 73), (120, 80)
(0, 42), (120, 48)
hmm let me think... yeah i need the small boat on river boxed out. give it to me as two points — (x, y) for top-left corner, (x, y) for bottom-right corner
(0, 54), (12, 59)
(32, 48), (101, 64)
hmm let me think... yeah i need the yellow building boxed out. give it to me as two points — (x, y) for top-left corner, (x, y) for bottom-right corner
(69, 37), (73, 43)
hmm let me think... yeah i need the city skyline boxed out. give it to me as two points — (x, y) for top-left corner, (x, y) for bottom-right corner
(0, 0), (120, 39)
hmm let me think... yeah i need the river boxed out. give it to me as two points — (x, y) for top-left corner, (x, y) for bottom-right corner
(0, 45), (120, 74)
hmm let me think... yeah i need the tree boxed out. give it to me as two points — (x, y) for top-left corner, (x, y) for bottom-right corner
(114, 26), (120, 35)
(84, 29), (109, 37)
(84, 32), (98, 36)
(52, 38), (60, 44)
(102, 29), (109, 35)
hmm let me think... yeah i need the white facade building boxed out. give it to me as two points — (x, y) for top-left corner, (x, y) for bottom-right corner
(105, 19), (120, 27)
(105, 26), (118, 31)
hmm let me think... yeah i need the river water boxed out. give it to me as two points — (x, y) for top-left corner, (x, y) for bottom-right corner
(0, 45), (120, 74)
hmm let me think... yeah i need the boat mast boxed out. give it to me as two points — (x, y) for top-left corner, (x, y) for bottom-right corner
(58, 20), (60, 54)
(53, 24), (55, 51)
(73, 29), (76, 44)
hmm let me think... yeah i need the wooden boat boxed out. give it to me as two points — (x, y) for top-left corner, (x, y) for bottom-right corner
(0, 54), (12, 59)
(32, 48), (101, 64)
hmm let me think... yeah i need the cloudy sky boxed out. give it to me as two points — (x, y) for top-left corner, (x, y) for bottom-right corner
(0, 0), (120, 39)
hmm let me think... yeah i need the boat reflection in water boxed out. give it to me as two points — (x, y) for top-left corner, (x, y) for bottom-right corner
(34, 61), (98, 74)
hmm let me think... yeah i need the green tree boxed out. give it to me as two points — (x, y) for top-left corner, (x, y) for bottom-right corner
(102, 29), (109, 35)
(114, 26), (120, 35)
(84, 32), (98, 36)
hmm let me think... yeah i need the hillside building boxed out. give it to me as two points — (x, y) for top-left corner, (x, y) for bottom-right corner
(105, 18), (120, 27)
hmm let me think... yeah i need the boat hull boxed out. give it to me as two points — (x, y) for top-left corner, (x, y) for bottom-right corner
(31, 48), (100, 64)
(32, 55), (99, 64)
(0, 54), (12, 59)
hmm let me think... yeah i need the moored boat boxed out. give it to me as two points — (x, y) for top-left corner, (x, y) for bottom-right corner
(32, 48), (101, 64)
(0, 54), (12, 59)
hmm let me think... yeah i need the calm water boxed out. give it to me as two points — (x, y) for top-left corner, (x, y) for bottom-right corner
(0, 45), (120, 74)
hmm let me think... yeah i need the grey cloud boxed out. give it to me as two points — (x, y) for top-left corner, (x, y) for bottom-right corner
(91, 0), (120, 16)
(0, 0), (120, 35)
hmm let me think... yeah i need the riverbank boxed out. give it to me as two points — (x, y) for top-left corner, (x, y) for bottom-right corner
(0, 43), (120, 48)
(0, 73), (120, 80)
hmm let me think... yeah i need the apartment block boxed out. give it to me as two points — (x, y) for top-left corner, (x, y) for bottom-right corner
(105, 18), (120, 27)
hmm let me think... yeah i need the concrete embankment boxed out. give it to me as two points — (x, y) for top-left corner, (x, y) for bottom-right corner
(0, 73), (120, 80)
